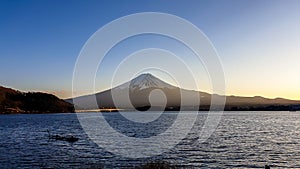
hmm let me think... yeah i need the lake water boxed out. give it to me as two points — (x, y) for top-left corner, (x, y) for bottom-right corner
(0, 111), (300, 168)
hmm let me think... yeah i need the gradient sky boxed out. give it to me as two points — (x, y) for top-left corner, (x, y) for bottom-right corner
(1, 0), (300, 99)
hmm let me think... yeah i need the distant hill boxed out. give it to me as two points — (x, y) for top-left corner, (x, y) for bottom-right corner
(0, 86), (74, 114)
(68, 73), (300, 111)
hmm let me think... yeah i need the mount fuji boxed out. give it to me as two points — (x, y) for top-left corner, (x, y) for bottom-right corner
(69, 73), (208, 110)
(68, 73), (300, 111)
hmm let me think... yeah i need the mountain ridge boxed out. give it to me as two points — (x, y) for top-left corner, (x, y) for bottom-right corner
(0, 86), (75, 114)
(69, 74), (300, 111)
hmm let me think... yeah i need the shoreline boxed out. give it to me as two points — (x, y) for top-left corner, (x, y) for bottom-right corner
(0, 110), (297, 115)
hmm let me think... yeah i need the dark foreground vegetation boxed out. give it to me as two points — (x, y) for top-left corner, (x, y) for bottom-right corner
(134, 161), (179, 169)
(88, 161), (180, 169)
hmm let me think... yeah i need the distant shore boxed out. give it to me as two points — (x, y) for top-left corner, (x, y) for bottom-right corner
(1, 109), (298, 115)
(75, 108), (121, 112)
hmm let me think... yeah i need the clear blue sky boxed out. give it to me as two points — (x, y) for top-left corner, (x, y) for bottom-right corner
(1, 0), (300, 99)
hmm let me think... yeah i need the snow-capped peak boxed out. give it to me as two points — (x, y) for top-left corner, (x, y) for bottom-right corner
(114, 73), (176, 90)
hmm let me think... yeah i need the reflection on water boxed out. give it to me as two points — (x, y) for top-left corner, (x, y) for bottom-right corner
(0, 111), (300, 168)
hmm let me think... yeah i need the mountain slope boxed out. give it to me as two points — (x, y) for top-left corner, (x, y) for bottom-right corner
(0, 86), (74, 114)
(69, 74), (300, 111)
